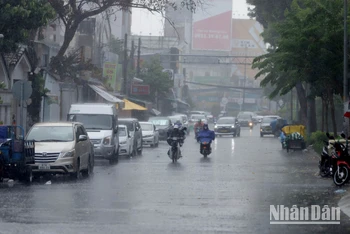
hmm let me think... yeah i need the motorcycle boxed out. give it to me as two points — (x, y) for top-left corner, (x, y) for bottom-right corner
(332, 133), (350, 186)
(319, 133), (338, 177)
(167, 136), (184, 162)
(199, 139), (212, 157)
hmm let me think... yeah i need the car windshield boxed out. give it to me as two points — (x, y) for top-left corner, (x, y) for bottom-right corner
(238, 114), (251, 119)
(217, 118), (235, 124)
(119, 121), (134, 131)
(118, 127), (127, 136)
(69, 114), (113, 130)
(150, 119), (169, 126)
(141, 124), (153, 131)
(262, 117), (276, 123)
(26, 126), (74, 142)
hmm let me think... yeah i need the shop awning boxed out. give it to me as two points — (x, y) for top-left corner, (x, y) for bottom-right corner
(88, 84), (123, 103)
(123, 99), (147, 110)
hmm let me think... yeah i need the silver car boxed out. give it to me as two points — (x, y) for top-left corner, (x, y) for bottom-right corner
(26, 122), (94, 179)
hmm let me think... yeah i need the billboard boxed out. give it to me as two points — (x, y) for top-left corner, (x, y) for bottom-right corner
(130, 84), (150, 95)
(192, 0), (232, 51)
(103, 62), (117, 91)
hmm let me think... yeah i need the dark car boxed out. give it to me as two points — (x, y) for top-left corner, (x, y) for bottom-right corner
(119, 118), (143, 155)
(214, 117), (241, 137)
(237, 113), (254, 128)
(148, 116), (173, 141)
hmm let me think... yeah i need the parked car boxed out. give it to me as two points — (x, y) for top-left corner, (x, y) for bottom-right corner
(140, 121), (159, 147)
(119, 118), (143, 155)
(148, 116), (173, 141)
(26, 122), (94, 179)
(68, 103), (119, 164)
(214, 117), (241, 137)
(118, 125), (134, 156)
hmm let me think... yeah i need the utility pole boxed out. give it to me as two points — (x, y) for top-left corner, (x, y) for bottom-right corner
(344, 0), (349, 135)
(137, 37), (141, 77)
(306, 83), (311, 138)
(290, 89), (293, 123)
(123, 33), (128, 96)
(242, 45), (247, 111)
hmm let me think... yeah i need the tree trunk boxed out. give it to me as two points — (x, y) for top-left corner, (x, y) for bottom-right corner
(56, 24), (80, 60)
(309, 97), (317, 132)
(329, 91), (337, 137)
(295, 82), (307, 125)
(325, 100), (329, 133)
(321, 97), (325, 132)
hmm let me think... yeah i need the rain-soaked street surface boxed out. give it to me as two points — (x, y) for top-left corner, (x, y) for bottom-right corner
(1, 126), (350, 234)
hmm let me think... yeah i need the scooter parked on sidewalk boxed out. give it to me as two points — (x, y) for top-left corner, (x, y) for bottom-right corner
(319, 133), (338, 177)
(332, 133), (350, 186)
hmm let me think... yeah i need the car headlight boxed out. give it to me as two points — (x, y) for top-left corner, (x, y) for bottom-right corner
(120, 141), (127, 145)
(214, 125), (217, 128)
(231, 125), (235, 128)
(103, 136), (111, 145)
(143, 134), (154, 138)
(60, 150), (74, 158)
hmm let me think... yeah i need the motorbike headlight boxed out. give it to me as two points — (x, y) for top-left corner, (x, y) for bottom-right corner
(231, 125), (235, 128)
(214, 125), (217, 128)
(60, 150), (74, 158)
(249, 122), (253, 126)
(103, 136), (111, 145)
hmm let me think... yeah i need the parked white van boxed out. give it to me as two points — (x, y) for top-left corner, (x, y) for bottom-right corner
(68, 103), (119, 164)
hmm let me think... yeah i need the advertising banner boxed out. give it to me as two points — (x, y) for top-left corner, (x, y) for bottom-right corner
(192, 0), (232, 51)
(103, 62), (117, 90)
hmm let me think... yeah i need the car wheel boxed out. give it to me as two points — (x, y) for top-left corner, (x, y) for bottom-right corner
(71, 158), (81, 179)
(82, 155), (92, 178)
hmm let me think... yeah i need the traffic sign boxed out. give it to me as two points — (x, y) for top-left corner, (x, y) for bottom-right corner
(220, 97), (228, 107)
(12, 80), (32, 100)
(130, 84), (150, 95)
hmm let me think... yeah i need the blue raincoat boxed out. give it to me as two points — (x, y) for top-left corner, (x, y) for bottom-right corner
(197, 129), (215, 143)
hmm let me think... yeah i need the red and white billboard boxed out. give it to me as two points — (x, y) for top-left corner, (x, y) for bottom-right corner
(192, 0), (232, 51)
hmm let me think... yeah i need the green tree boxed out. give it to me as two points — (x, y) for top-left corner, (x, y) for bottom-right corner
(0, 0), (55, 52)
(252, 0), (345, 135)
(136, 56), (172, 102)
(247, 0), (293, 46)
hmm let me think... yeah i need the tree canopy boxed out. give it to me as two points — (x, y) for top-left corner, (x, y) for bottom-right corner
(0, 0), (55, 52)
(137, 56), (173, 102)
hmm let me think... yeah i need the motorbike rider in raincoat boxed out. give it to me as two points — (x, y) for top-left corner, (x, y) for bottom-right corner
(197, 123), (215, 153)
(167, 124), (186, 156)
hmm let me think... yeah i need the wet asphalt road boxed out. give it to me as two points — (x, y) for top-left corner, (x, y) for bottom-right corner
(1, 126), (350, 234)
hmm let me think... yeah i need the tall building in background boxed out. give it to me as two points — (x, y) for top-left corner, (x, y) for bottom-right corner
(164, 2), (192, 42)
(111, 9), (132, 40)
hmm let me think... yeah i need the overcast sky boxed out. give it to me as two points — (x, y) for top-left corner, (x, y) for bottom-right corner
(131, 0), (250, 36)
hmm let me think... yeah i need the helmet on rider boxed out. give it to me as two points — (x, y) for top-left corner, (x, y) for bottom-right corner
(203, 123), (209, 130)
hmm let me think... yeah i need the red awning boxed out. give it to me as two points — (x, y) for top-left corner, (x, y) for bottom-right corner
(344, 112), (350, 118)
